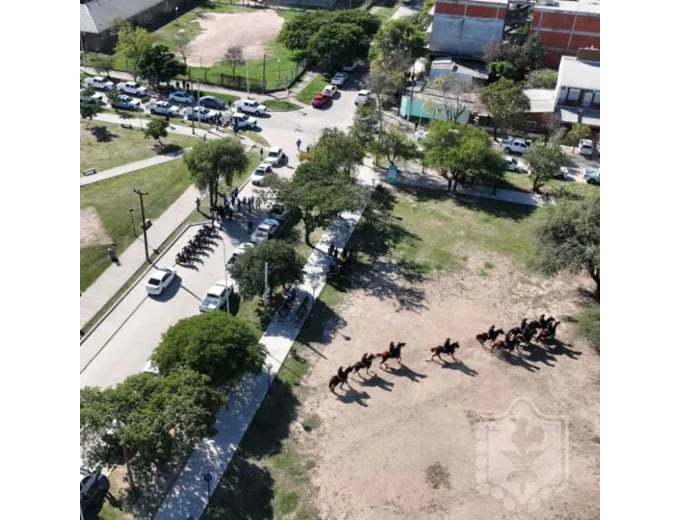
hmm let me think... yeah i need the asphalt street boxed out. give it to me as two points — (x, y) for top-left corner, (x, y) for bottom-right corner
(80, 71), (364, 389)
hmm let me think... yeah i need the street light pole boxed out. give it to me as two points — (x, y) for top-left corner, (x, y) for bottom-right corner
(133, 189), (150, 262)
(218, 234), (231, 315)
(129, 208), (136, 236)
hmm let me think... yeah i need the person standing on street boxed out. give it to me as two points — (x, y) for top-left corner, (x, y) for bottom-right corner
(296, 138), (302, 150)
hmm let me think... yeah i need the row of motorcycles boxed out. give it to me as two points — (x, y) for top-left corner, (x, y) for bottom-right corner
(175, 224), (218, 265)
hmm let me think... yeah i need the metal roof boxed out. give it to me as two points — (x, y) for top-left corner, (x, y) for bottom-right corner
(556, 56), (600, 91)
(80, 0), (166, 34)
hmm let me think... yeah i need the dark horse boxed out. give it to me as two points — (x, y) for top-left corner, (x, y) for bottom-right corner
(329, 366), (353, 393)
(476, 327), (505, 346)
(429, 338), (460, 362)
(492, 334), (521, 354)
(376, 342), (406, 368)
(351, 353), (376, 378)
(537, 321), (561, 344)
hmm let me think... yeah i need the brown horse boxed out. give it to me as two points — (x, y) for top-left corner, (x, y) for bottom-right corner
(429, 338), (460, 362)
(492, 337), (519, 354)
(476, 328), (505, 346)
(376, 342), (405, 368)
(329, 366), (353, 393)
(351, 353), (376, 378)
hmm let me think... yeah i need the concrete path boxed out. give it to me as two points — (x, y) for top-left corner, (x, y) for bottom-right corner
(153, 165), (380, 520)
(80, 149), (189, 186)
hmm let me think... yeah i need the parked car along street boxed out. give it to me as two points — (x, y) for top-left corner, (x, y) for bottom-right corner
(502, 137), (530, 154)
(149, 100), (181, 117)
(251, 162), (273, 186)
(112, 95), (142, 111)
(116, 81), (148, 97)
(251, 218), (281, 244)
(199, 279), (235, 312)
(183, 106), (219, 122)
(331, 72), (349, 87)
(354, 89), (370, 106)
(263, 147), (286, 167)
(312, 93), (331, 108)
(227, 242), (255, 269)
(145, 267), (177, 296)
(234, 98), (267, 116)
(80, 91), (106, 105)
(199, 95), (226, 110)
(83, 76), (114, 91)
(322, 84), (338, 97)
(168, 90), (195, 105)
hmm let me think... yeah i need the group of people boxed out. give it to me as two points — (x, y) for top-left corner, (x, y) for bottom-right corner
(210, 187), (261, 224)
(327, 241), (357, 264)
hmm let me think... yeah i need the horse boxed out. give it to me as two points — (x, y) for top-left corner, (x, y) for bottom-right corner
(506, 327), (521, 343)
(429, 339), (460, 362)
(520, 318), (528, 331)
(538, 313), (547, 328)
(492, 335), (520, 354)
(376, 342), (405, 368)
(351, 353), (376, 378)
(329, 366), (353, 393)
(527, 320), (541, 331)
(547, 320), (561, 337)
(476, 328), (505, 346)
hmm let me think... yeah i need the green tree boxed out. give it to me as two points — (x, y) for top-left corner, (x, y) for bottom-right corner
(80, 102), (102, 128)
(422, 121), (504, 192)
(277, 11), (324, 61)
(223, 45), (245, 77)
(524, 141), (565, 191)
(80, 368), (223, 488)
(516, 34), (546, 74)
(430, 73), (478, 123)
(114, 22), (155, 79)
(91, 54), (114, 77)
(106, 86), (120, 107)
(144, 118), (169, 146)
(370, 16), (427, 63)
(524, 68), (558, 89)
(138, 45), (186, 88)
(303, 128), (366, 176)
(153, 312), (264, 387)
(272, 162), (364, 245)
(329, 9), (381, 37)
(351, 103), (382, 145)
(184, 138), (249, 208)
(480, 78), (530, 139)
(369, 126), (421, 168)
(531, 194), (600, 296)
(308, 23), (371, 72)
(231, 240), (306, 299)
(488, 60), (520, 81)
(564, 123), (592, 150)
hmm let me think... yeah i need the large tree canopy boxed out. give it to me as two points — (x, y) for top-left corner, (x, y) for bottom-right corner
(422, 121), (505, 191)
(183, 138), (249, 208)
(370, 16), (427, 63)
(153, 312), (264, 387)
(480, 78), (530, 138)
(114, 21), (155, 78)
(138, 44), (186, 87)
(80, 368), (223, 488)
(302, 128), (366, 177)
(531, 194), (600, 296)
(231, 239), (306, 299)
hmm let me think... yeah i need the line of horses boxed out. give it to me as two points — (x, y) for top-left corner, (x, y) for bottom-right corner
(328, 314), (561, 393)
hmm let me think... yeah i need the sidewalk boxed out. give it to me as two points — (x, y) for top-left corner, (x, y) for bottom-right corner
(154, 165), (380, 520)
(80, 149), (189, 186)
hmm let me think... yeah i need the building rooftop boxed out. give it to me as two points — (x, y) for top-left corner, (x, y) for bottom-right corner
(534, 0), (600, 15)
(556, 55), (600, 90)
(436, 0), (508, 5)
(523, 88), (555, 113)
(80, 0), (164, 34)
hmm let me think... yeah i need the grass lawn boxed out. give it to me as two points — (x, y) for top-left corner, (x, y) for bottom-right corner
(80, 148), (260, 292)
(296, 75), (329, 104)
(500, 171), (599, 199)
(263, 99), (302, 111)
(80, 120), (202, 173)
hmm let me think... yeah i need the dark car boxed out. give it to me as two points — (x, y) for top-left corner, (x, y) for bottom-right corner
(311, 94), (330, 108)
(199, 95), (226, 110)
(81, 470), (110, 517)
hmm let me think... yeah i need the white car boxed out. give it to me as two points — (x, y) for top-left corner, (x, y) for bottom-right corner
(322, 85), (338, 98)
(227, 242), (255, 269)
(116, 81), (148, 97)
(83, 76), (114, 91)
(354, 89), (370, 105)
(584, 167), (600, 185)
(112, 95), (142, 111)
(251, 162), (273, 186)
(145, 267), (176, 295)
(183, 106), (219, 122)
(263, 147), (286, 167)
(149, 101), (180, 117)
(234, 98), (267, 116)
(199, 279), (235, 312)
(250, 218), (281, 244)
(579, 139), (594, 157)
(331, 72), (349, 87)
(169, 90), (195, 105)
(230, 112), (258, 129)
(504, 156), (521, 172)
(80, 90), (105, 105)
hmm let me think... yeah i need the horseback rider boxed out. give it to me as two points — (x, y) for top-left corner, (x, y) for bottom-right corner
(361, 352), (370, 366)
(539, 314), (546, 328)
(443, 337), (451, 351)
(520, 318), (528, 331)
(337, 366), (345, 380)
(389, 341), (397, 356)
(487, 324), (495, 338)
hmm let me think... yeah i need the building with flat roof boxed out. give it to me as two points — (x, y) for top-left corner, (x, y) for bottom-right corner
(429, 0), (509, 59)
(554, 49), (600, 126)
(531, 0), (600, 67)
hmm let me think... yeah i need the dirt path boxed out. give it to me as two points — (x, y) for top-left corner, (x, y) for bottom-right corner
(294, 248), (599, 519)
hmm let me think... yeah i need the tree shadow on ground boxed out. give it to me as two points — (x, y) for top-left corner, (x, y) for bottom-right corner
(294, 296), (349, 348)
(202, 455), (274, 520)
(453, 192), (537, 221)
(156, 143), (183, 156)
(89, 125), (117, 142)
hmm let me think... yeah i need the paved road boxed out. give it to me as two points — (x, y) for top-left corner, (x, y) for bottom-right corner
(80, 70), (366, 389)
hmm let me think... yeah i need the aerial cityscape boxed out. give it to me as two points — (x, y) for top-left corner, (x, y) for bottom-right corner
(80, 0), (600, 518)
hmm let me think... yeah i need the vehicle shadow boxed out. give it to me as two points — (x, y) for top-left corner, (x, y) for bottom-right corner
(147, 275), (182, 302)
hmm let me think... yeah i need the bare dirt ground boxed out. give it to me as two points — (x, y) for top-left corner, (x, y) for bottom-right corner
(295, 248), (599, 520)
(80, 207), (111, 247)
(184, 10), (284, 66)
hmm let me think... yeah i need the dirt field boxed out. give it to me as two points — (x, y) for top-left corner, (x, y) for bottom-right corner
(294, 247), (600, 519)
(184, 10), (284, 66)
(81, 207), (111, 247)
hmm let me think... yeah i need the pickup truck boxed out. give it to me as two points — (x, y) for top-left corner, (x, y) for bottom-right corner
(230, 112), (257, 130)
(233, 98), (267, 116)
(82, 76), (114, 91)
(501, 138), (529, 154)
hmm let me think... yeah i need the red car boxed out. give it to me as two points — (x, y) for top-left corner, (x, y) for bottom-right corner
(311, 94), (330, 108)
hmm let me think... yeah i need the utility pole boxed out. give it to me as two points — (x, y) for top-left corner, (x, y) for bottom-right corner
(263, 261), (269, 307)
(262, 53), (266, 93)
(133, 189), (150, 262)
